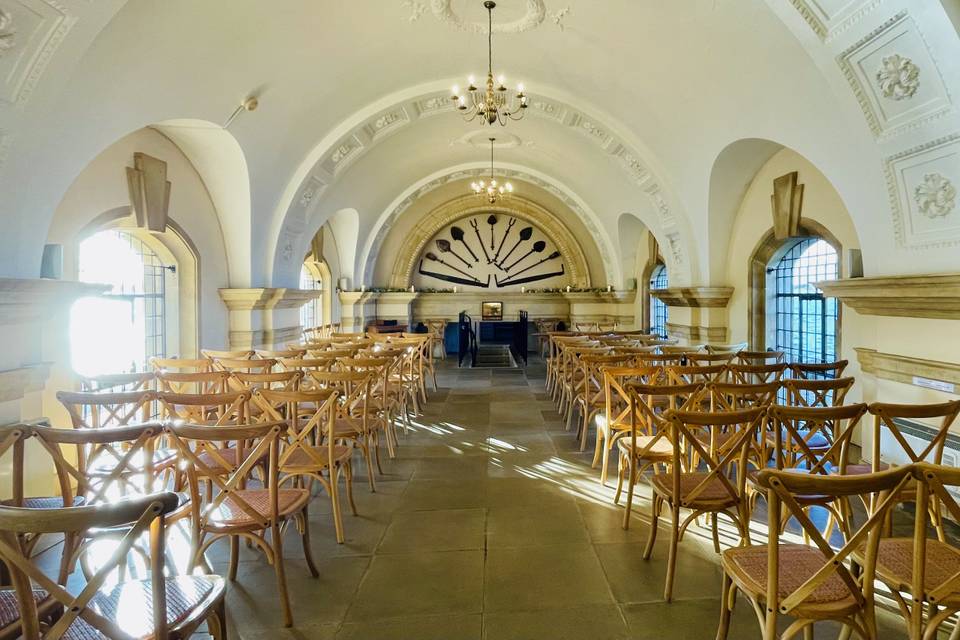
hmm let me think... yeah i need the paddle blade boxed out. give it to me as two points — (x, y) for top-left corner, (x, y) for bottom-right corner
(487, 215), (497, 225)
(532, 241), (547, 252)
(451, 226), (465, 240)
(426, 252), (439, 260)
(518, 226), (534, 240)
(436, 239), (452, 251)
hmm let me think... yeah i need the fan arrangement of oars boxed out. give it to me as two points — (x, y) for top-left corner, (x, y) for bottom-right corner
(418, 215), (564, 288)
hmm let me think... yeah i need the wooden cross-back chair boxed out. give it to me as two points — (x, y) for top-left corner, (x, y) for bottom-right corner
(854, 400), (960, 542)
(156, 390), (249, 426)
(149, 357), (212, 373)
(718, 465), (914, 640)
(29, 423), (176, 583)
(737, 350), (786, 365)
(230, 370), (302, 394)
(155, 370), (230, 395)
(200, 349), (253, 360)
(278, 357), (339, 376)
(646, 406), (766, 601)
(258, 389), (358, 538)
(664, 363), (728, 386)
(658, 345), (705, 355)
(571, 354), (634, 452)
(783, 377), (855, 408)
(339, 355), (404, 453)
(304, 369), (382, 490)
(763, 403), (869, 542)
(869, 463), (960, 640)
(254, 348), (306, 359)
(704, 342), (748, 355)
(387, 337), (430, 406)
(617, 381), (706, 530)
(558, 344), (609, 421)
(210, 357), (275, 374)
(0, 492), (226, 640)
(424, 319), (448, 359)
(789, 360), (849, 380)
(401, 333), (438, 395)
(686, 352), (737, 366)
(167, 420), (313, 628)
(57, 390), (153, 430)
(700, 381), (780, 470)
(593, 365), (661, 485)
(78, 372), (155, 394)
(727, 362), (787, 385)
(545, 334), (591, 397)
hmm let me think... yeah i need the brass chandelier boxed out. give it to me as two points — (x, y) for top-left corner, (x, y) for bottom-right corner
(450, 1), (528, 126)
(471, 138), (513, 204)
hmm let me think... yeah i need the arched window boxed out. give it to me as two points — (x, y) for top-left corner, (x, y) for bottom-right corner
(649, 262), (668, 337)
(300, 262), (322, 330)
(71, 230), (173, 375)
(768, 237), (838, 366)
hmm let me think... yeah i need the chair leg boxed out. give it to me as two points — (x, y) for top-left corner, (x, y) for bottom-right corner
(579, 408), (590, 452)
(362, 436), (377, 492)
(344, 460), (358, 516)
(374, 431), (385, 475)
(212, 595), (228, 640)
(271, 522), (293, 627)
(642, 495), (661, 557)
(299, 509), (319, 578)
(716, 571), (734, 640)
(228, 535), (239, 581)
(664, 503), (680, 602)
(711, 512), (721, 554)
(614, 455), (625, 505)
(329, 469), (345, 544)
(623, 456), (638, 530)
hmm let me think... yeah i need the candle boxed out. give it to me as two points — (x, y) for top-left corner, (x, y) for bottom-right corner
(453, 286), (458, 293)
(607, 285), (612, 292)
(410, 285), (415, 293)
(521, 286), (526, 293)
(566, 285), (571, 293)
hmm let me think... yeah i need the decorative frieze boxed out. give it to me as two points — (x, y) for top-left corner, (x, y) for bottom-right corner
(0, 0), (76, 104)
(856, 348), (960, 392)
(816, 273), (960, 319)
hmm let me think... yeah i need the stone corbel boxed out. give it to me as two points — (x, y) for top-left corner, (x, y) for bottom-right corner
(817, 274), (960, 320)
(856, 348), (960, 390)
(218, 288), (321, 349)
(650, 287), (734, 308)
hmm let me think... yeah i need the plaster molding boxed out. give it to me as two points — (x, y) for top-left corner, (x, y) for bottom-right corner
(0, 0), (77, 105)
(425, 0), (546, 34)
(883, 134), (960, 249)
(836, 11), (953, 139)
(856, 347), (960, 391)
(0, 362), (51, 403)
(788, 0), (883, 42)
(0, 277), (107, 324)
(389, 194), (592, 289)
(218, 288), (321, 312)
(651, 287), (734, 308)
(815, 273), (960, 319)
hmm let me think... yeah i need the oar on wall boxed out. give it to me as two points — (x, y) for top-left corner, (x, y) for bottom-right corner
(504, 240), (546, 272)
(497, 226), (533, 268)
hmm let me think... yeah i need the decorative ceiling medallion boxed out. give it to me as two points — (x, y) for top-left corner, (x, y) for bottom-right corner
(913, 173), (956, 219)
(401, 0), (427, 22)
(875, 54), (919, 101)
(0, 9), (15, 55)
(431, 0), (545, 34)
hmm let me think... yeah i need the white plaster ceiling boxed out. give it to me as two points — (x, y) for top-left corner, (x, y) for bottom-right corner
(0, 0), (958, 284)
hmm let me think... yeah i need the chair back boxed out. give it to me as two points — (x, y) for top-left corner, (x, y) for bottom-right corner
(686, 352), (737, 366)
(704, 342), (748, 355)
(231, 370), (302, 394)
(728, 362), (787, 385)
(736, 350), (785, 364)
(624, 381), (705, 449)
(200, 349), (253, 360)
(149, 357), (212, 373)
(156, 370), (230, 395)
(659, 345), (704, 355)
(783, 377), (855, 408)
(665, 364), (728, 385)
(255, 389), (340, 476)
(279, 357), (339, 374)
(255, 348), (306, 359)
(211, 357), (276, 373)
(704, 381), (780, 412)
(755, 465), (914, 620)
(57, 390), (154, 429)
(767, 403), (868, 474)
(0, 424), (33, 508)
(156, 390), (249, 425)
(664, 407), (766, 507)
(788, 360), (848, 380)
(0, 492), (181, 640)
(867, 401), (960, 469)
(79, 372), (155, 393)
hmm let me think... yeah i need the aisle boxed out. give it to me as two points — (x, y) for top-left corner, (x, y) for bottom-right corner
(222, 358), (907, 640)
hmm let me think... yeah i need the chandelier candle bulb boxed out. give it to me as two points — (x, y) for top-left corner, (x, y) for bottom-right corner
(607, 285), (612, 292)
(566, 285), (571, 292)
(521, 286), (526, 293)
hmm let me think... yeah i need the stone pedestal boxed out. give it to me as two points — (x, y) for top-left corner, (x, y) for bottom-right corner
(218, 288), (320, 349)
(338, 291), (377, 332)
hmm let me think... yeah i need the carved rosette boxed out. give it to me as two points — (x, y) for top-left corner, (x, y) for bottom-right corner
(913, 173), (956, 219)
(875, 53), (920, 101)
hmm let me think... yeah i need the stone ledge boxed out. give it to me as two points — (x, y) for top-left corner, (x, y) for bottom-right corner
(219, 288), (321, 311)
(817, 274), (960, 319)
(666, 323), (728, 343)
(856, 347), (960, 391)
(651, 287), (734, 308)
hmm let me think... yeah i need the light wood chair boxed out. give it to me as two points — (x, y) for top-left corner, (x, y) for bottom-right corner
(664, 363), (728, 385)
(156, 370), (230, 395)
(167, 420), (313, 628)
(869, 463), (960, 640)
(149, 356), (212, 373)
(659, 344), (705, 355)
(593, 365), (661, 485)
(686, 352), (737, 366)
(616, 381), (705, 528)
(0, 492), (227, 640)
(645, 406), (765, 601)
(718, 465), (914, 640)
(572, 353), (634, 451)
(254, 388), (356, 543)
(279, 356), (340, 375)
(727, 362), (787, 385)
(57, 390), (154, 430)
(737, 350), (786, 365)
(783, 377), (855, 408)
(425, 319), (448, 359)
(78, 372), (155, 393)
(200, 349), (254, 360)
(255, 348), (306, 359)
(789, 360), (849, 379)
(156, 390), (249, 426)
(210, 357), (276, 374)
(705, 342), (748, 355)
(230, 370), (302, 394)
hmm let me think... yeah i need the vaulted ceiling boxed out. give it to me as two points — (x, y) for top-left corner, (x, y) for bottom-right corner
(1, 0), (957, 284)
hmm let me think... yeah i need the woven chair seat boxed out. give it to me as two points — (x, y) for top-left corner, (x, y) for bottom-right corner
(872, 538), (960, 600)
(206, 489), (310, 527)
(1, 496), (85, 509)
(196, 446), (267, 475)
(0, 588), (49, 629)
(282, 445), (353, 471)
(650, 472), (737, 507)
(617, 436), (672, 460)
(723, 544), (856, 608)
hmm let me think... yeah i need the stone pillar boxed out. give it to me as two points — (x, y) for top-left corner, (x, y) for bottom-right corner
(652, 287), (734, 345)
(562, 291), (637, 328)
(0, 278), (108, 496)
(338, 291), (376, 332)
(218, 288), (320, 349)
(375, 292), (418, 329)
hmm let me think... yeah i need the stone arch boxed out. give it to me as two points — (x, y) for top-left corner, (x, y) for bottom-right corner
(386, 195), (594, 289)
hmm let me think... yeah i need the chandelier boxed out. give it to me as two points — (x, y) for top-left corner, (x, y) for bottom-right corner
(471, 138), (513, 204)
(450, 1), (528, 126)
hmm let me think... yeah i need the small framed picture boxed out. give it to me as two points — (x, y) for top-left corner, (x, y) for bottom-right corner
(481, 301), (503, 321)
